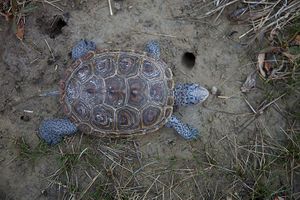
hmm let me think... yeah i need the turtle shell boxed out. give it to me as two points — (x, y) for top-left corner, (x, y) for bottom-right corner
(60, 50), (174, 136)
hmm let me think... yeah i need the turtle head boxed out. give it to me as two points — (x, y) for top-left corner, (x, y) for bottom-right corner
(71, 39), (96, 60)
(188, 84), (209, 105)
(174, 83), (209, 106)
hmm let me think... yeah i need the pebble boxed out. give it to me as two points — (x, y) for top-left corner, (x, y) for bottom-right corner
(211, 86), (218, 95)
(114, 2), (121, 10)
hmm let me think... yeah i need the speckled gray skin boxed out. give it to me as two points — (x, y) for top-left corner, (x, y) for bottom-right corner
(165, 116), (199, 140)
(71, 39), (96, 60)
(145, 40), (160, 59)
(39, 119), (77, 145)
(38, 40), (209, 145)
(174, 83), (209, 107)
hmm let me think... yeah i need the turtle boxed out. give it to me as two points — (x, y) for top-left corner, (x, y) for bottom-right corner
(38, 40), (209, 145)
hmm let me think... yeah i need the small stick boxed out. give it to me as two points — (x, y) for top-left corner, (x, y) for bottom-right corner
(133, 141), (143, 167)
(108, 0), (113, 16)
(39, 90), (60, 97)
(237, 93), (286, 133)
(29, 58), (39, 65)
(23, 110), (34, 113)
(98, 148), (133, 173)
(142, 175), (160, 200)
(243, 97), (257, 114)
(78, 172), (102, 200)
(205, 0), (239, 15)
(44, 39), (55, 59)
(43, 0), (63, 12)
(214, 6), (225, 22)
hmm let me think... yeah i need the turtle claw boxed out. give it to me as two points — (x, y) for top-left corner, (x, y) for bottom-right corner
(165, 115), (199, 140)
(38, 119), (77, 145)
(71, 39), (96, 60)
(145, 40), (161, 59)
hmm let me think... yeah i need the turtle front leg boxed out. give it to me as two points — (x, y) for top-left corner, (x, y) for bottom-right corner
(38, 119), (77, 145)
(165, 115), (199, 140)
(174, 83), (209, 107)
(71, 39), (96, 60)
(145, 40), (160, 59)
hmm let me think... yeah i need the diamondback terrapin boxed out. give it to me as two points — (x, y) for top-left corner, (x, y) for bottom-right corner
(39, 40), (209, 145)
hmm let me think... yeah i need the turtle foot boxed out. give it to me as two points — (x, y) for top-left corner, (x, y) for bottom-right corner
(165, 115), (199, 140)
(174, 83), (209, 107)
(145, 40), (161, 59)
(38, 119), (77, 145)
(71, 39), (96, 60)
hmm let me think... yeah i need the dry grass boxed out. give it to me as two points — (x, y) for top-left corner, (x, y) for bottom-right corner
(30, 137), (205, 200)
(226, 123), (300, 199)
(173, 0), (300, 44)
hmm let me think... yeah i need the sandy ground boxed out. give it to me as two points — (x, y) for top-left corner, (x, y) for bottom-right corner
(0, 0), (296, 199)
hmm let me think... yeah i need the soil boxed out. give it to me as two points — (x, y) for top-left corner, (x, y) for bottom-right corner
(0, 0), (296, 199)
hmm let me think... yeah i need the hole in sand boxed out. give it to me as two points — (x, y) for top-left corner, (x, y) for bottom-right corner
(48, 15), (67, 38)
(182, 52), (196, 68)
(20, 115), (30, 122)
(37, 15), (67, 38)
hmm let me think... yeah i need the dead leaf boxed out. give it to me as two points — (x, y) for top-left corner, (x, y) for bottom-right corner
(270, 28), (279, 41)
(293, 34), (300, 45)
(16, 16), (25, 40)
(257, 53), (266, 77)
(264, 61), (273, 75)
(241, 71), (257, 93)
(0, 11), (13, 21)
(274, 195), (285, 200)
(283, 51), (300, 61)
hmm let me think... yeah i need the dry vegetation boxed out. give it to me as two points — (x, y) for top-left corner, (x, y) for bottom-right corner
(174, 0), (300, 44)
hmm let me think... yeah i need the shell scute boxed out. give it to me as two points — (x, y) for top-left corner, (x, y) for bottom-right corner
(116, 107), (140, 131)
(117, 54), (140, 77)
(74, 64), (92, 82)
(141, 60), (161, 80)
(142, 105), (162, 127)
(92, 55), (116, 78)
(127, 76), (148, 109)
(91, 105), (114, 130)
(81, 76), (105, 106)
(149, 81), (166, 104)
(104, 75), (126, 108)
(73, 100), (91, 121)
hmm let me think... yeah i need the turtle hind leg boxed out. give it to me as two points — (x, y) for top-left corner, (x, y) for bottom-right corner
(145, 40), (161, 59)
(165, 115), (199, 140)
(174, 83), (209, 107)
(38, 118), (77, 145)
(71, 39), (96, 60)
